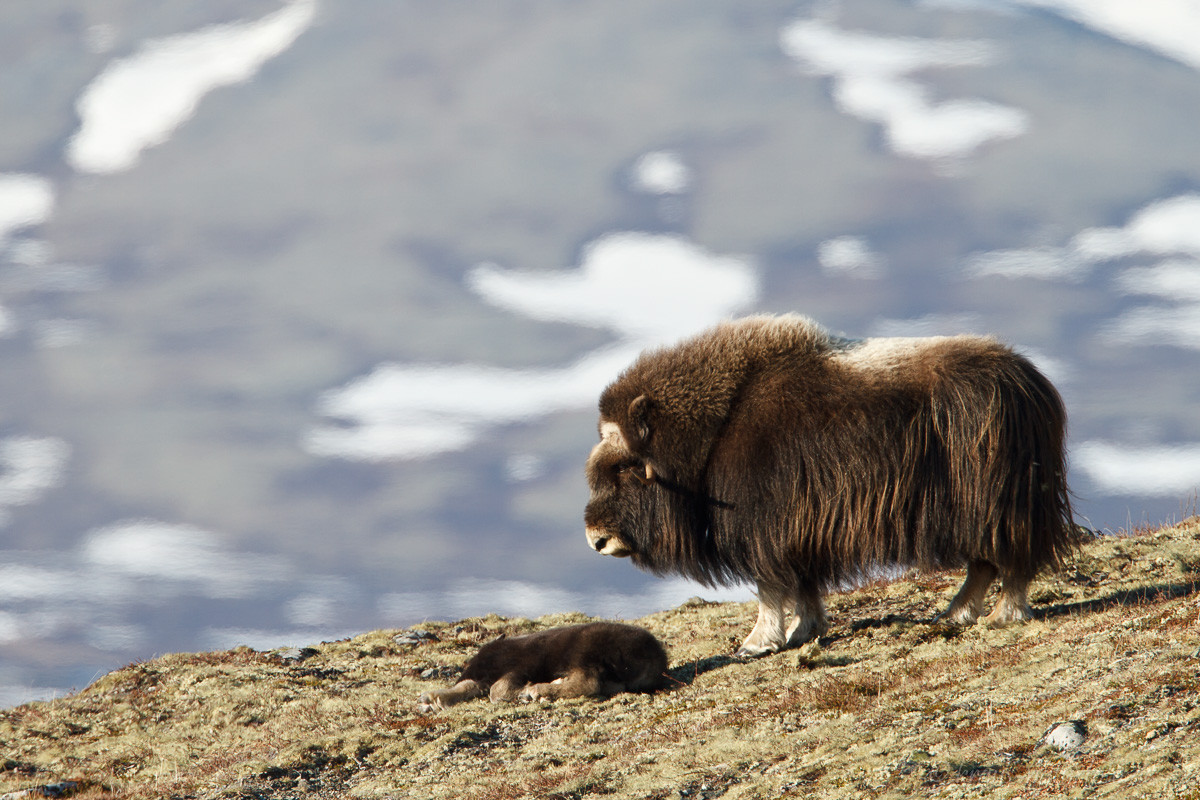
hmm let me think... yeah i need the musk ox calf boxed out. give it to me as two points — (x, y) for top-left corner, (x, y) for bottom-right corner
(417, 622), (668, 712)
(584, 315), (1077, 658)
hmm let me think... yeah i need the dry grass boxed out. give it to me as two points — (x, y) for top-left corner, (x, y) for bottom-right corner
(3, 518), (1200, 799)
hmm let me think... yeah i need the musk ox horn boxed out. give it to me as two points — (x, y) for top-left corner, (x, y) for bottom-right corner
(633, 462), (656, 486)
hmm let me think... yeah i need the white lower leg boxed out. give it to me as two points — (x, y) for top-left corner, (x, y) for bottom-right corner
(736, 581), (789, 657)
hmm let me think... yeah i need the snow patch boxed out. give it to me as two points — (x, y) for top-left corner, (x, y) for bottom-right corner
(965, 246), (1089, 281)
(781, 19), (1028, 160)
(0, 437), (71, 527)
(67, 0), (316, 174)
(1074, 195), (1200, 261)
(868, 313), (985, 338)
(817, 236), (886, 278)
(0, 174), (54, 248)
(1014, 0), (1200, 71)
(1074, 441), (1200, 497)
(0, 518), (350, 662)
(467, 233), (756, 342)
(630, 150), (691, 195)
(307, 233), (757, 461)
(969, 196), (1200, 279)
(1102, 306), (1200, 350)
(967, 195), (1200, 350)
(1114, 259), (1200, 301)
(81, 520), (288, 599)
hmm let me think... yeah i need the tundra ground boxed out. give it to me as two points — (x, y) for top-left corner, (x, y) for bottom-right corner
(3, 518), (1199, 799)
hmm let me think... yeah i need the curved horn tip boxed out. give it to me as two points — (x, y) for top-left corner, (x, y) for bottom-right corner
(632, 462), (655, 486)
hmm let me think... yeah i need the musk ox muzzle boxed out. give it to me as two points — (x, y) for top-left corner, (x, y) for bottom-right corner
(585, 526), (633, 557)
(583, 313), (1080, 658)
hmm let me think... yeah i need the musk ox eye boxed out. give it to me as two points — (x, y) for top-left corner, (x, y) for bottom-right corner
(621, 463), (656, 487)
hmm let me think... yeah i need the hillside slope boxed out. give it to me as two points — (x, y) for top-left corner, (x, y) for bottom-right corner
(3, 518), (1199, 799)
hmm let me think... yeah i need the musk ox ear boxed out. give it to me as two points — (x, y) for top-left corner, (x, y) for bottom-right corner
(627, 394), (653, 448)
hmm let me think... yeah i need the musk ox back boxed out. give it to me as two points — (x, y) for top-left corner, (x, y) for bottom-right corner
(417, 622), (668, 712)
(584, 314), (1077, 657)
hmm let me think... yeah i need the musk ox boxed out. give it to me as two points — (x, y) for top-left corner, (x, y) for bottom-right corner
(584, 314), (1077, 657)
(417, 622), (669, 712)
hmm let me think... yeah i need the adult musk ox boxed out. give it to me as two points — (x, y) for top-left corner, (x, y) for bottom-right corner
(417, 622), (668, 712)
(584, 315), (1077, 657)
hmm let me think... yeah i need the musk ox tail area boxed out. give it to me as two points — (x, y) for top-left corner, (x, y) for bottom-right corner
(926, 345), (1076, 581)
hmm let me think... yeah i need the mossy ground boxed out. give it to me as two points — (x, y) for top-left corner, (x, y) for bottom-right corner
(3, 518), (1199, 799)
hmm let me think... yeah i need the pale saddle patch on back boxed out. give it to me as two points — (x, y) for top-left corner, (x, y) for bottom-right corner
(831, 336), (953, 371)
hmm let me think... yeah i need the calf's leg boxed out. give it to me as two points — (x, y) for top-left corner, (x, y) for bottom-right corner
(417, 679), (486, 713)
(519, 668), (603, 702)
(488, 672), (527, 703)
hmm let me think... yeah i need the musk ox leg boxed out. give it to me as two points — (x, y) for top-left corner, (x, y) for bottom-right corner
(984, 574), (1033, 626)
(519, 669), (603, 703)
(736, 581), (790, 658)
(938, 560), (999, 625)
(784, 586), (829, 648)
(417, 679), (486, 713)
(488, 673), (533, 703)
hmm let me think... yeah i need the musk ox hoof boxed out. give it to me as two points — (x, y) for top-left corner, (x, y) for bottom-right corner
(983, 602), (1033, 627)
(933, 608), (980, 626)
(416, 692), (441, 714)
(734, 642), (781, 659)
(785, 618), (829, 648)
(518, 678), (564, 703)
(518, 684), (545, 703)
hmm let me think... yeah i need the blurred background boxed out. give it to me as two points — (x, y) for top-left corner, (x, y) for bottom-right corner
(2, 0), (1199, 706)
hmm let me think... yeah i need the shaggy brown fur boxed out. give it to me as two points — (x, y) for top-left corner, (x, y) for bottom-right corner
(417, 622), (669, 712)
(584, 314), (1078, 657)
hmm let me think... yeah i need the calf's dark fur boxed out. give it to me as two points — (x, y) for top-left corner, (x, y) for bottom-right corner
(417, 622), (668, 712)
(584, 314), (1078, 657)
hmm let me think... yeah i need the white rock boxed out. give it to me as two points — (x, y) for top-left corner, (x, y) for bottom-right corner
(1045, 720), (1087, 750)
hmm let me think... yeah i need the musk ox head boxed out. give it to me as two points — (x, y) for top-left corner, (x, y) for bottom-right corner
(583, 353), (746, 581)
(583, 316), (830, 566)
(583, 409), (721, 574)
(584, 415), (655, 559)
